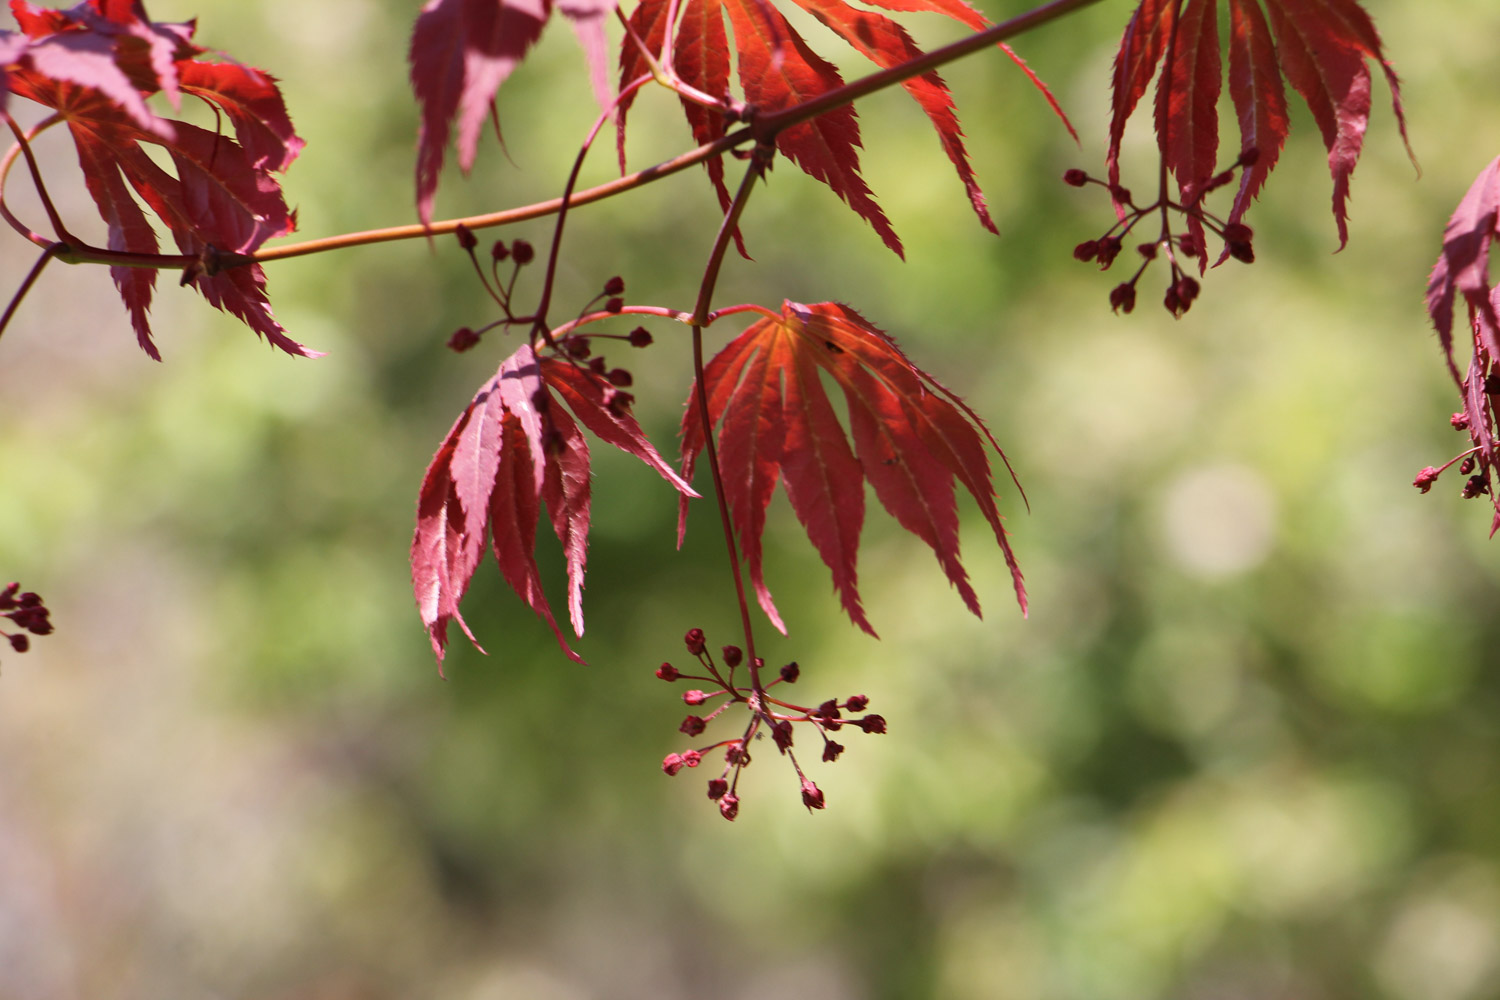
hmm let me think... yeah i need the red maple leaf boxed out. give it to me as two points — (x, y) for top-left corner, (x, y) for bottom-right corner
(2, 0), (307, 359)
(1108, 0), (1411, 251)
(407, 0), (617, 225)
(411, 341), (697, 669)
(616, 0), (1072, 257)
(677, 301), (1025, 636)
(1425, 155), (1500, 533)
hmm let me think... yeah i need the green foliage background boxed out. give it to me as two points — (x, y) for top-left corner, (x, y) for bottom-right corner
(3, 1), (1499, 997)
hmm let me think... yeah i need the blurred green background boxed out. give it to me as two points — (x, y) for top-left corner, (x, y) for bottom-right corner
(3, 0), (1499, 997)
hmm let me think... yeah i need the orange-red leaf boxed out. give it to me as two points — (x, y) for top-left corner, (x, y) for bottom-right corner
(678, 302), (1025, 634)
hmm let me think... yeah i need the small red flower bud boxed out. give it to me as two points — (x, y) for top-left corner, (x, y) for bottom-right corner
(1223, 223), (1253, 243)
(628, 326), (653, 348)
(606, 389), (634, 417)
(683, 689), (708, 706)
(858, 714), (887, 734)
(1452, 411), (1471, 430)
(603, 275), (626, 296)
(1460, 457), (1476, 475)
(1137, 242), (1158, 260)
(1463, 474), (1490, 498)
(682, 750), (702, 768)
(726, 743), (749, 765)
(771, 720), (793, 752)
(816, 699), (841, 719)
(721, 645), (743, 668)
(779, 661), (800, 683)
(1228, 241), (1255, 264)
(1238, 146), (1260, 168)
(656, 662), (680, 681)
(1207, 169), (1234, 191)
(490, 240), (510, 261)
(719, 793), (740, 820)
(455, 223), (477, 251)
(1109, 282), (1136, 314)
(1110, 184), (1133, 205)
(1063, 168), (1089, 187)
(0, 583), (18, 608)
(1177, 234), (1202, 258)
(680, 715), (707, 736)
(822, 741), (845, 762)
(447, 327), (480, 352)
(606, 368), (633, 387)
(565, 337), (592, 358)
(1096, 236), (1123, 268)
(510, 239), (535, 264)
(845, 695), (869, 712)
(1073, 240), (1099, 262)
(604, 297), (625, 314)
(588, 356), (607, 375)
(9, 633), (29, 653)
(707, 778), (728, 800)
(662, 752), (686, 776)
(685, 628), (706, 655)
(801, 779), (826, 810)
(1413, 466), (1441, 493)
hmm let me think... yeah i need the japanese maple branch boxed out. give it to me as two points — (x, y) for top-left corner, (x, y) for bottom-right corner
(689, 140), (775, 699)
(1, 114), (79, 248)
(0, 242), (63, 346)
(0, 0), (1102, 274)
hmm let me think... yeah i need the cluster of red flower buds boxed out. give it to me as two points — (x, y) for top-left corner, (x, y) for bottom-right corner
(2, 582), (53, 670)
(658, 627), (885, 820)
(446, 224), (540, 353)
(1063, 149), (1259, 318)
(1413, 386), (1498, 503)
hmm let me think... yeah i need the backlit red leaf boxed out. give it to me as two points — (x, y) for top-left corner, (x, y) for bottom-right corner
(678, 301), (1026, 634)
(1108, 0), (1409, 248)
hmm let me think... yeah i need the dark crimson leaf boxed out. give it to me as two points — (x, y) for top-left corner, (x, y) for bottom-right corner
(678, 302), (1026, 635)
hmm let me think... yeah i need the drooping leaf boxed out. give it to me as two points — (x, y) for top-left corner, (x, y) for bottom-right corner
(678, 301), (1026, 636)
(3, 0), (308, 358)
(408, 0), (617, 224)
(412, 342), (697, 668)
(1107, 0), (1410, 247)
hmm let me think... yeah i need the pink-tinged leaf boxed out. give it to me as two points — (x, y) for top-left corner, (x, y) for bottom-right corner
(1107, 0), (1175, 206)
(680, 302), (1024, 632)
(451, 378), (509, 574)
(791, 0), (994, 234)
(494, 342), (549, 497)
(1154, 0), (1218, 274)
(1224, 0), (1287, 230)
(23, 31), (170, 135)
(409, 0), (553, 224)
(721, 0), (903, 257)
(412, 408), (485, 669)
(540, 400), (593, 637)
(541, 358), (698, 496)
(558, 0), (615, 111)
(490, 411), (586, 664)
(1426, 156), (1500, 372)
